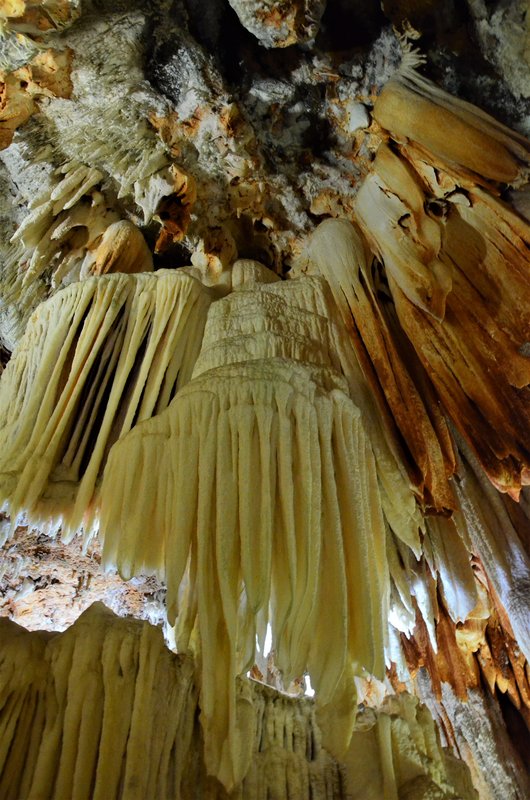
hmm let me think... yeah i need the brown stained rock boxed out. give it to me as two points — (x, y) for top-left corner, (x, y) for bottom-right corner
(397, 566), (530, 738)
(0, 524), (166, 632)
(154, 165), (197, 252)
(29, 47), (73, 96)
(149, 103), (273, 262)
(355, 132), (530, 498)
(0, 0), (78, 32)
(0, 0), (26, 16)
(306, 218), (457, 514)
(0, 68), (36, 149)
(0, 48), (73, 150)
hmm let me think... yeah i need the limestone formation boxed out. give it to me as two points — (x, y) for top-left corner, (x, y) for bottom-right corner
(0, 1), (529, 798)
(0, 602), (476, 799)
(226, 0), (326, 49)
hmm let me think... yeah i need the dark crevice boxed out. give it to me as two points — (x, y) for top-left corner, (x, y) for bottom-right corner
(496, 688), (530, 765)
(317, 0), (386, 52)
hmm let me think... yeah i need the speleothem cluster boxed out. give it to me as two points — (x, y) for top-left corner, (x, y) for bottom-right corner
(0, 2), (529, 798)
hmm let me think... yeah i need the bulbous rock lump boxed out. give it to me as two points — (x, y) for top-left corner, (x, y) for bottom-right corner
(226, 0), (326, 48)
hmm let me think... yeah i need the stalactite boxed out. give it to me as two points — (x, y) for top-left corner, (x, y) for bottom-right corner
(305, 217), (456, 516)
(0, 164), (155, 349)
(0, 602), (476, 800)
(354, 70), (530, 499)
(372, 60), (530, 188)
(0, 270), (211, 536)
(0, 5), (529, 796)
(99, 270), (391, 788)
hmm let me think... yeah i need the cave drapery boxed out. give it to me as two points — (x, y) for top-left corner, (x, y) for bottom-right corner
(0, 1), (530, 798)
